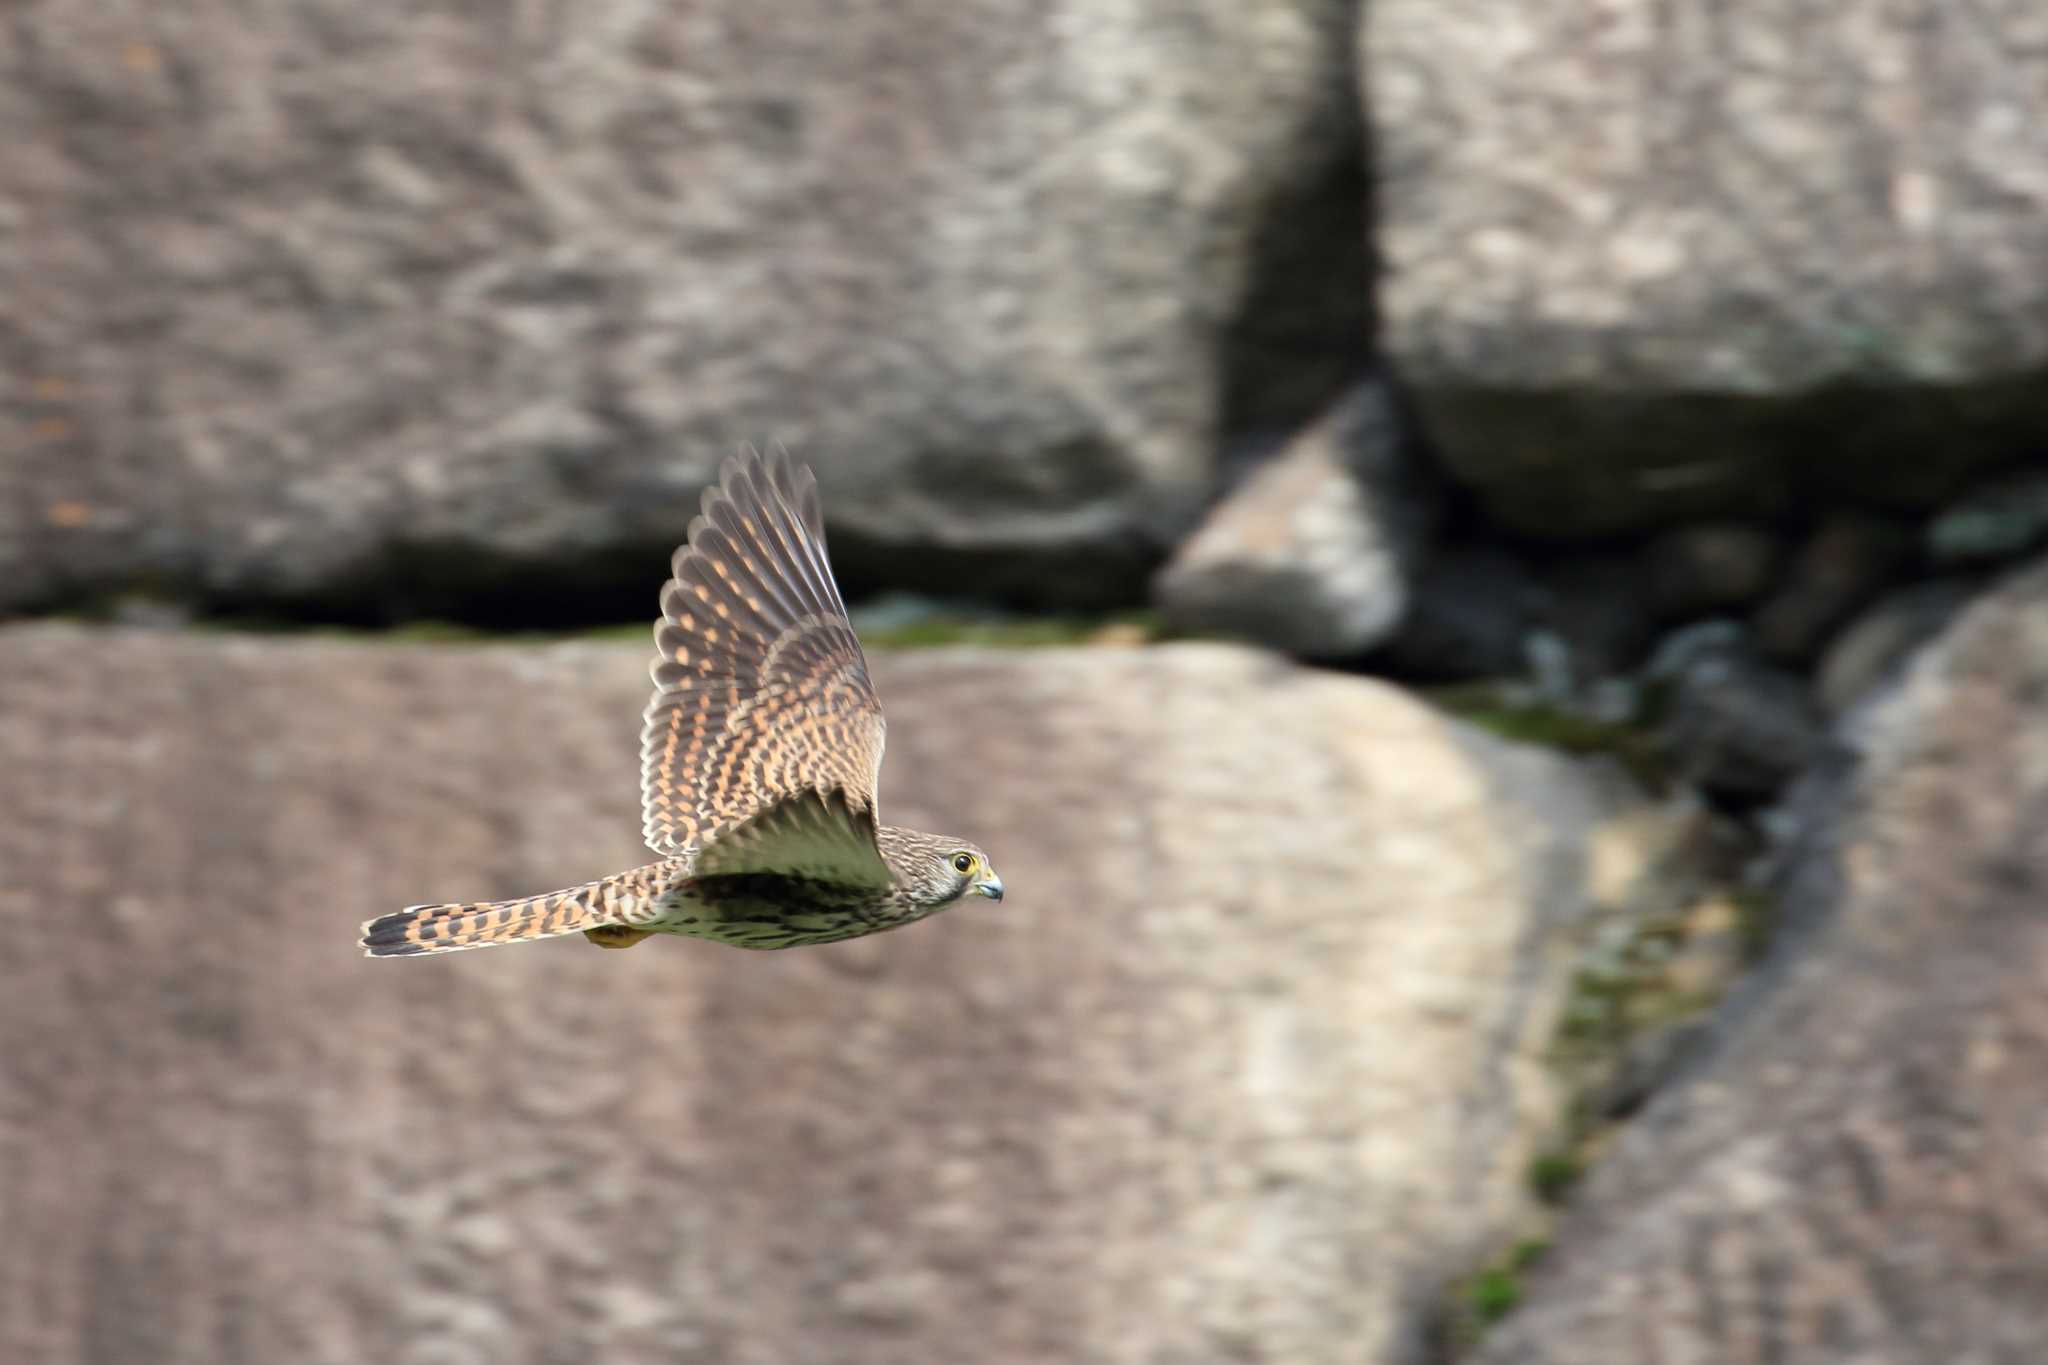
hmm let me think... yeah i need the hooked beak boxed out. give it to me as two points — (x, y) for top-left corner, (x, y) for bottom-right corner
(974, 873), (1005, 903)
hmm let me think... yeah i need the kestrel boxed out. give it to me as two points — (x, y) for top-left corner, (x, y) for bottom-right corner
(360, 446), (1003, 957)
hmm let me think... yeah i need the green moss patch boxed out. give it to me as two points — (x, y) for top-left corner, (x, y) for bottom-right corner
(1424, 683), (1670, 789)
(1447, 1238), (1553, 1347)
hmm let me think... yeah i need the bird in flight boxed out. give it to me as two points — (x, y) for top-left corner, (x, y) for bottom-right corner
(361, 446), (1003, 957)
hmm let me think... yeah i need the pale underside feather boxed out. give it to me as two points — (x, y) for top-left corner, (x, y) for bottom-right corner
(691, 788), (892, 891)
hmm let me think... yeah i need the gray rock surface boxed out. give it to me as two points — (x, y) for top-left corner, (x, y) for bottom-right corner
(1928, 465), (2048, 565)
(1367, 0), (2048, 537)
(1647, 622), (1823, 798)
(1469, 558), (2048, 1365)
(1376, 544), (1539, 680)
(1643, 522), (1784, 621)
(0, 0), (1366, 616)
(0, 627), (1665, 1365)
(1535, 553), (1658, 680)
(1153, 382), (1433, 658)
(1814, 577), (1977, 717)
(1750, 514), (1914, 663)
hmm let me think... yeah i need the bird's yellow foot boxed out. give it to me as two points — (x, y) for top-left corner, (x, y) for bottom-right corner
(584, 925), (654, 950)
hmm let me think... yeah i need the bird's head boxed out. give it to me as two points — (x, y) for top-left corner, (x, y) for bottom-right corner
(881, 829), (1005, 913)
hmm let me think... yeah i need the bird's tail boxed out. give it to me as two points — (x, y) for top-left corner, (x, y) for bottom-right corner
(361, 864), (669, 958)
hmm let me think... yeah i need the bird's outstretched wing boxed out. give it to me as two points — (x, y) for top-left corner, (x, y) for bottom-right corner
(639, 446), (888, 874)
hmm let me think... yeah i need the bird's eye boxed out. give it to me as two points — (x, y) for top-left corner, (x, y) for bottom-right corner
(951, 852), (975, 875)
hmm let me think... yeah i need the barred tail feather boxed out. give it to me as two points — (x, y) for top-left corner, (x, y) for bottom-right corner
(360, 879), (618, 957)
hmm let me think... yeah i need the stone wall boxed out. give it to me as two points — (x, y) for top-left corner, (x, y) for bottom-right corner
(9, 3), (2048, 1360)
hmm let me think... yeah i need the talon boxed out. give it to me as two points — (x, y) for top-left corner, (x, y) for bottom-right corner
(584, 925), (654, 950)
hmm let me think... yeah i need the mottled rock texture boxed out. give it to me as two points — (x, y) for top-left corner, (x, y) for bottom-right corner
(1469, 558), (2048, 1365)
(1750, 514), (1914, 664)
(1, 629), (1658, 1365)
(1814, 577), (1976, 717)
(1375, 544), (1539, 681)
(1153, 381), (1433, 658)
(1928, 466), (2048, 566)
(1643, 523), (1783, 622)
(0, 1), (1366, 616)
(1368, 0), (2048, 536)
(1646, 622), (1823, 799)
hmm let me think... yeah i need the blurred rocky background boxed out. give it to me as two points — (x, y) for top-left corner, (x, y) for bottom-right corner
(5, 1), (2047, 1362)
